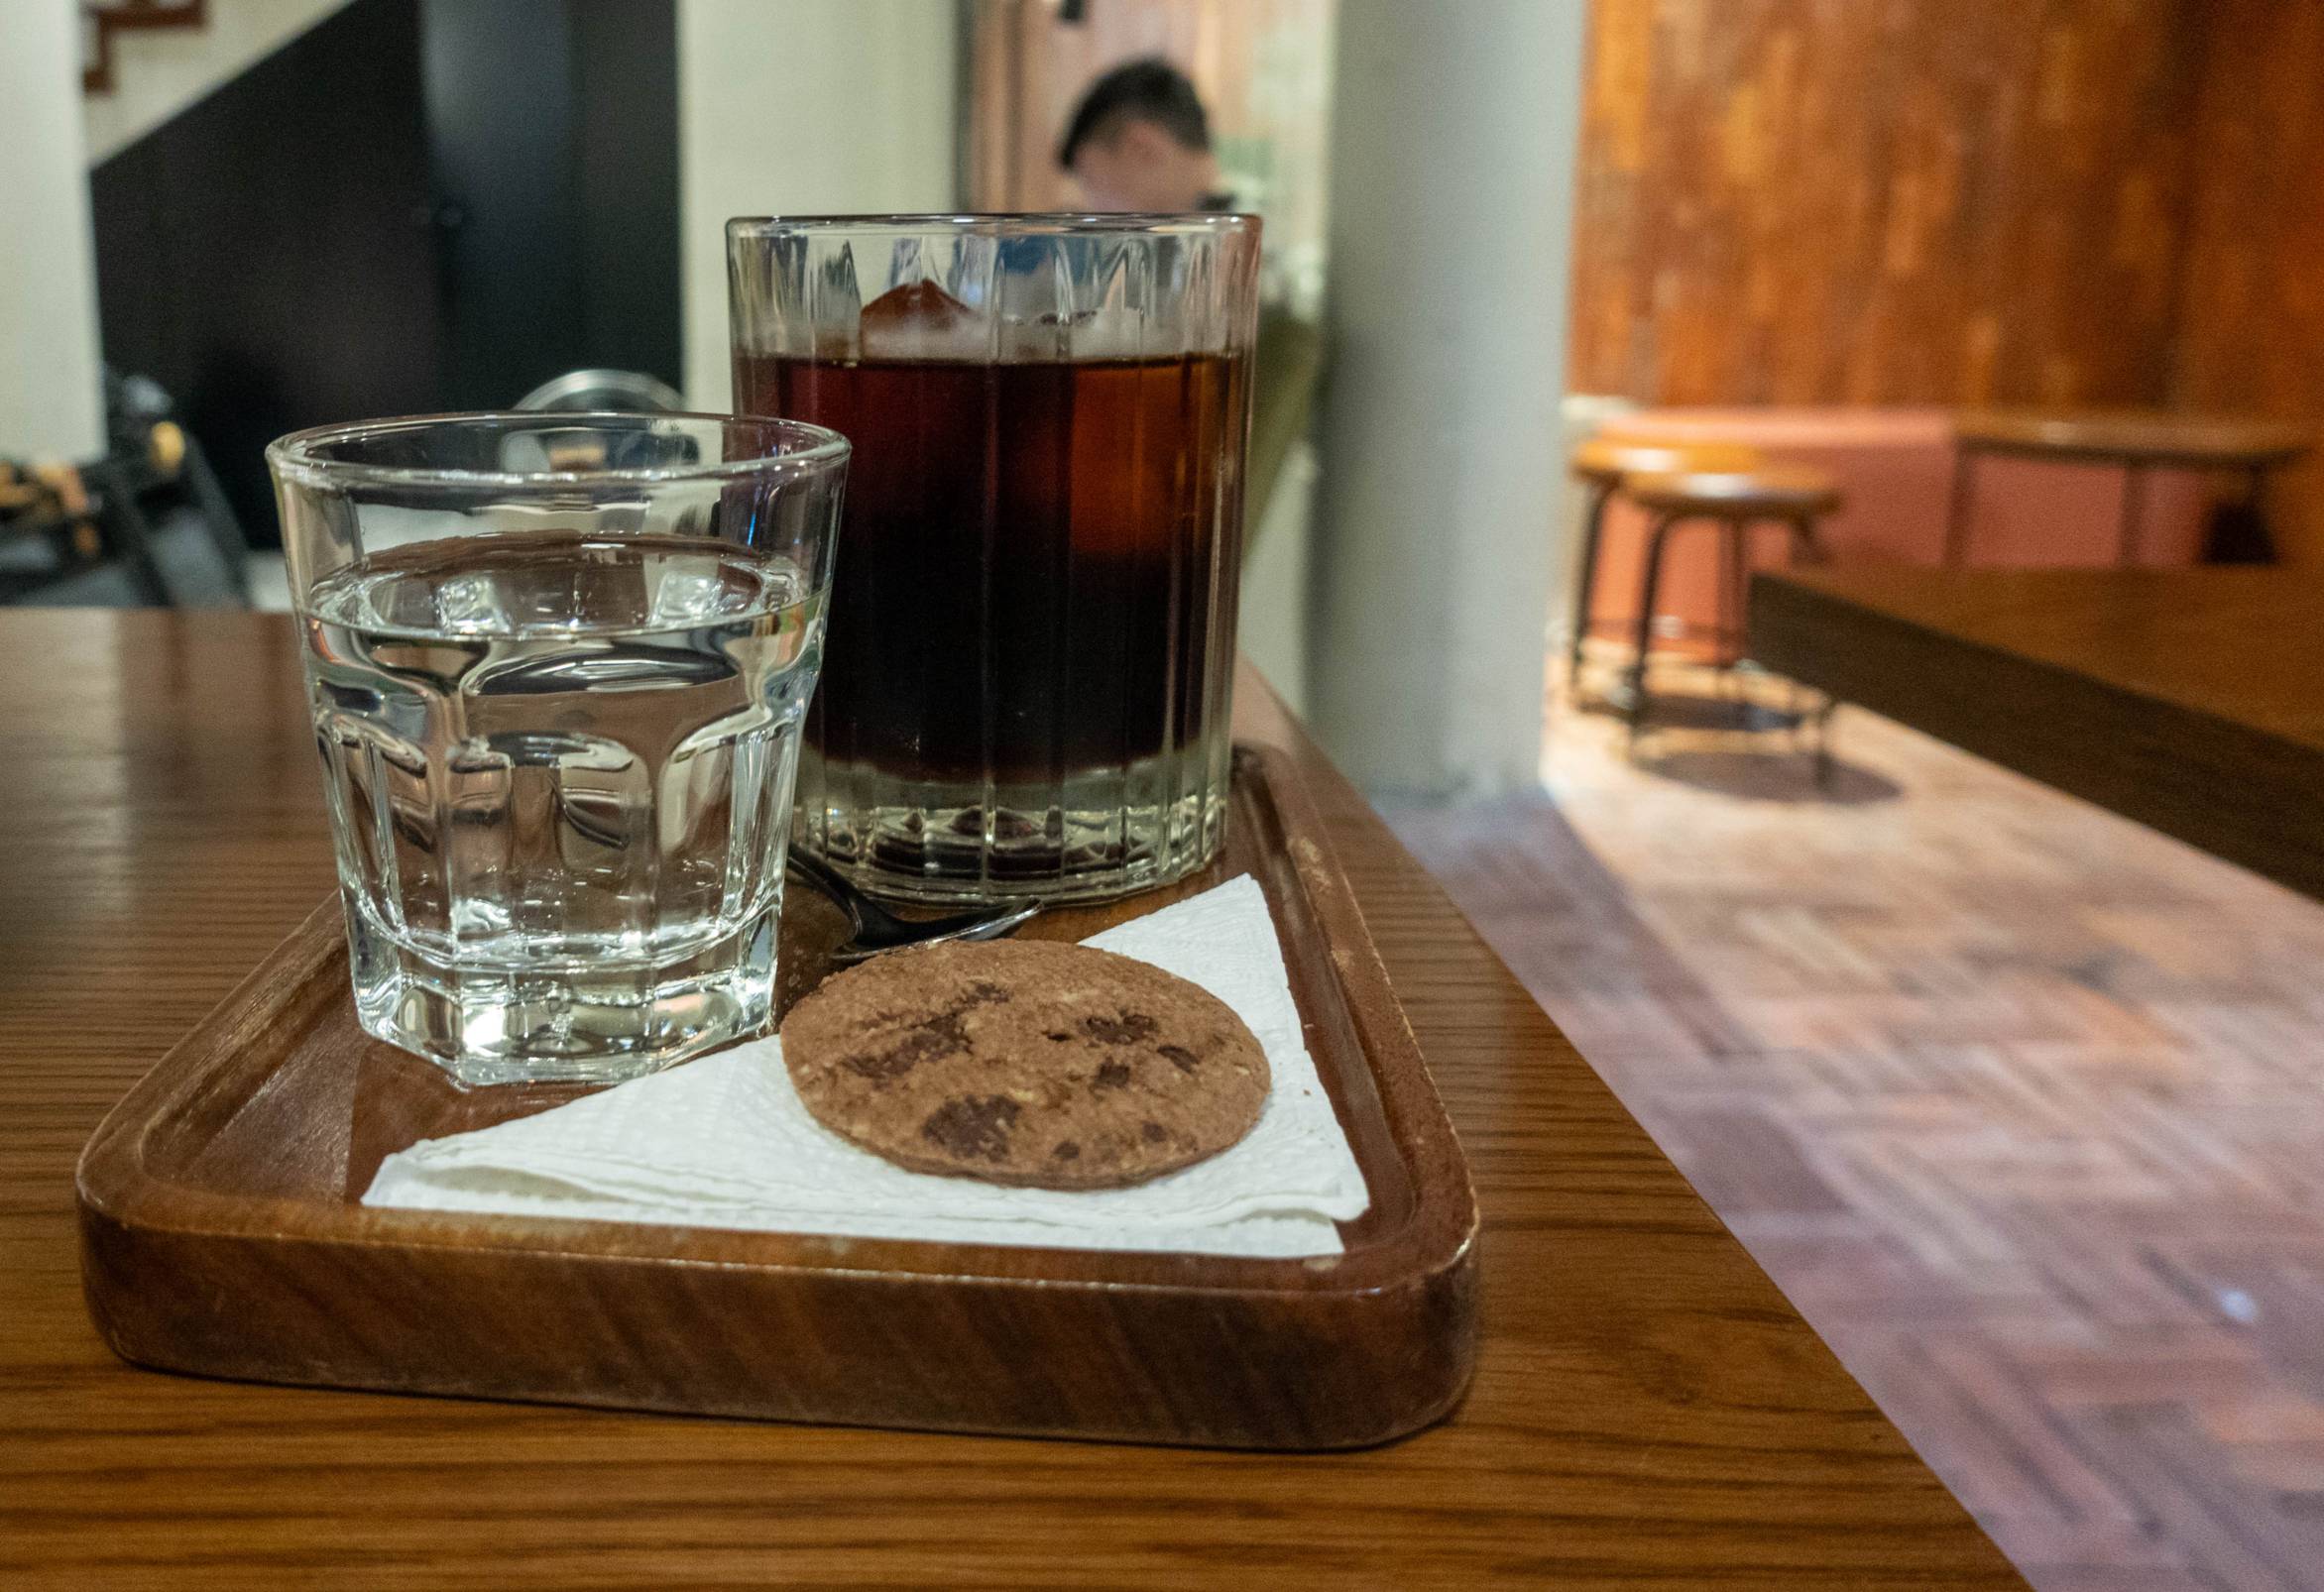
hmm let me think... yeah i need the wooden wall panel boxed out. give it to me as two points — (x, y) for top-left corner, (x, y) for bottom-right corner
(1569, 0), (2203, 408)
(2173, 0), (2324, 567)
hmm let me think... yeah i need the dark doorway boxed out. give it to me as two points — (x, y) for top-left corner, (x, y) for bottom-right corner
(417, 0), (681, 410)
(88, 0), (681, 542)
(89, 0), (443, 541)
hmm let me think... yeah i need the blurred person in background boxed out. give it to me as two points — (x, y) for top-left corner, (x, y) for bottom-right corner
(1057, 55), (1320, 537)
(1058, 57), (1233, 213)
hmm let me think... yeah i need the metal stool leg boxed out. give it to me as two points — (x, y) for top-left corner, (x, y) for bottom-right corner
(1811, 698), (1839, 791)
(2118, 463), (2148, 566)
(1627, 512), (1685, 750)
(1567, 479), (1613, 692)
(1943, 446), (1975, 566)
(1786, 512), (1828, 569)
(1718, 515), (1752, 678)
(85, 459), (171, 606)
(1785, 512), (1838, 788)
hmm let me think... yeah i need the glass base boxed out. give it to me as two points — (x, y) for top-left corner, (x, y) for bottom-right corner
(803, 787), (1226, 906)
(343, 896), (777, 1089)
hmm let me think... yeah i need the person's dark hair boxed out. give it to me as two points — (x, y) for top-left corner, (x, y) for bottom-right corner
(1057, 57), (1212, 169)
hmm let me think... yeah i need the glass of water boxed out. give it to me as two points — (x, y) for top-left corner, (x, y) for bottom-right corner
(268, 412), (850, 1087)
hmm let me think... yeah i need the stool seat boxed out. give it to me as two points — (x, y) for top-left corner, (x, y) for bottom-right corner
(1622, 466), (1843, 519)
(1569, 436), (1763, 487)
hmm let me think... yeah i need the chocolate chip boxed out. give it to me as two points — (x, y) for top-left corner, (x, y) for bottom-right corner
(1140, 1120), (1168, 1143)
(920, 1094), (1020, 1161)
(1092, 1059), (1132, 1091)
(845, 985), (1011, 1080)
(1052, 1141), (1081, 1161)
(844, 1021), (962, 1081)
(1157, 1043), (1201, 1074)
(1081, 1010), (1159, 1045)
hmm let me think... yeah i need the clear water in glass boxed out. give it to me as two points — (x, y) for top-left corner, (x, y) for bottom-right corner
(302, 531), (823, 1085)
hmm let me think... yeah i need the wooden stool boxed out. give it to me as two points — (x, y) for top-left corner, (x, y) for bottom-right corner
(1616, 466), (1842, 746)
(1566, 435), (1763, 686)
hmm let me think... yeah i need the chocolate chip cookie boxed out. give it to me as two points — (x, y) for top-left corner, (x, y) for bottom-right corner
(778, 939), (1270, 1190)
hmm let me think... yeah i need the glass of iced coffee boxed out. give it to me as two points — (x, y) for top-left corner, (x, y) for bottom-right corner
(727, 214), (1261, 905)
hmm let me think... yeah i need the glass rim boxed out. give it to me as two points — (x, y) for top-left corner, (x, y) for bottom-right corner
(726, 211), (1260, 241)
(267, 410), (852, 493)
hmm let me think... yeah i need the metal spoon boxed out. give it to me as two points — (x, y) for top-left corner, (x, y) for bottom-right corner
(785, 846), (1041, 964)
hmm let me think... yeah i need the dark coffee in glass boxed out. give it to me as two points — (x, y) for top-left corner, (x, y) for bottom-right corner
(728, 217), (1260, 904)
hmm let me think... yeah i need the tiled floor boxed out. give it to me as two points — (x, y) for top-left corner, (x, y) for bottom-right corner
(1385, 663), (2324, 1592)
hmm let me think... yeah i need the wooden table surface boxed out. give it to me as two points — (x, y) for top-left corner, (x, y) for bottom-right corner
(1752, 566), (2324, 902)
(0, 611), (2020, 1589)
(1950, 407), (2314, 468)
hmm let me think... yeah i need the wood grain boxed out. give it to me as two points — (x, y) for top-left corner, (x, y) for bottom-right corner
(75, 746), (1480, 1450)
(1569, 0), (2202, 408)
(1749, 567), (2324, 900)
(0, 612), (2021, 1587)
(2174, 0), (2324, 568)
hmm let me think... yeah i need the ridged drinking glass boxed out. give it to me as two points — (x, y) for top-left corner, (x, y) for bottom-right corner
(270, 412), (850, 1086)
(728, 214), (1260, 905)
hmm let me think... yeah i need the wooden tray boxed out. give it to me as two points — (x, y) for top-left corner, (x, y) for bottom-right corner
(77, 745), (1479, 1449)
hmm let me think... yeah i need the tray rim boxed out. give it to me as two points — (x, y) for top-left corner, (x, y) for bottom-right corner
(78, 741), (1480, 1306)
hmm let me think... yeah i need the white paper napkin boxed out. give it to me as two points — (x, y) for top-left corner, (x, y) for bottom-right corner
(363, 874), (1371, 1257)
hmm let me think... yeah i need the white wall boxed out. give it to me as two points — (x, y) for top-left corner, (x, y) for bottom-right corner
(1307, 0), (1585, 798)
(1, 0), (106, 461)
(675, 0), (958, 410)
(83, 0), (352, 164)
